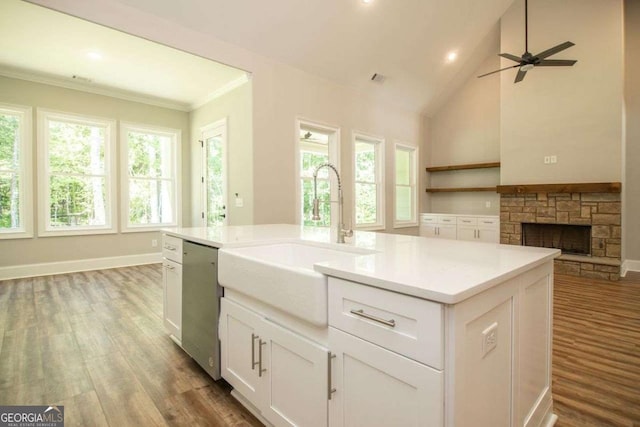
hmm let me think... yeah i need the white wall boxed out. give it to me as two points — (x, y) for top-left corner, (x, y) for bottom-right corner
(189, 82), (253, 226)
(33, 0), (425, 235)
(500, 0), (623, 185)
(425, 54), (501, 215)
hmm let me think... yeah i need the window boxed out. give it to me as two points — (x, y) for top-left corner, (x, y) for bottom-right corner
(0, 104), (32, 239)
(394, 143), (418, 227)
(297, 120), (339, 227)
(353, 133), (384, 230)
(121, 123), (180, 231)
(38, 110), (116, 236)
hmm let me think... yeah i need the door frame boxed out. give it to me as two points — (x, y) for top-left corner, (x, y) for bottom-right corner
(200, 117), (228, 226)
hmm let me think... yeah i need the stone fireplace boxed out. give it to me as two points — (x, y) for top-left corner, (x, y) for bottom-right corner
(499, 183), (621, 280)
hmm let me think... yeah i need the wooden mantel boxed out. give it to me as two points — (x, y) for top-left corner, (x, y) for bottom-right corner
(496, 182), (621, 194)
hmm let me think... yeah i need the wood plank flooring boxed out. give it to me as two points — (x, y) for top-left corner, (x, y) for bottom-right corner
(0, 265), (261, 427)
(0, 265), (639, 426)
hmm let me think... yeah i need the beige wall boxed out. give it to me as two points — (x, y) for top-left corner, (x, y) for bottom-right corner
(35, 0), (425, 236)
(425, 55), (501, 215)
(500, 0), (623, 185)
(624, 0), (640, 262)
(0, 75), (190, 267)
(189, 82), (253, 226)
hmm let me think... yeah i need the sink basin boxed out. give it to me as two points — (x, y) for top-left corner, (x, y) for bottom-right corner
(218, 242), (367, 326)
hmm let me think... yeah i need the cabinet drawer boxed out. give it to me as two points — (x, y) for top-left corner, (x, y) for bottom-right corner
(478, 217), (499, 227)
(162, 234), (183, 263)
(457, 216), (477, 226)
(437, 215), (456, 224)
(420, 214), (437, 224)
(328, 278), (443, 369)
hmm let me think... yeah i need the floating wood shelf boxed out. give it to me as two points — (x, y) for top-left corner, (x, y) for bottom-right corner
(426, 187), (497, 193)
(497, 182), (621, 194)
(426, 162), (501, 172)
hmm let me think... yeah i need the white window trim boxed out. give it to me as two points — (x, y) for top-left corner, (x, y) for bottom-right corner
(0, 103), (33, 239)
(120, 121), (181, 232)
(200, 118), (227, 227)
(352, 131), (385, 231)
(37, 109), (117, 237)
(393, 142), (418, 228)
(295, 117), (340, 227)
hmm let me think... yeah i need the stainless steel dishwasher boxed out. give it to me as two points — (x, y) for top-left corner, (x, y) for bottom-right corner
(182, 240), (221, 380)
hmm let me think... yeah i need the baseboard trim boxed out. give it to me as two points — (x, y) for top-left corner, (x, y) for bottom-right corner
(0, 252), (162, 281)
(621, 259), (640, 277)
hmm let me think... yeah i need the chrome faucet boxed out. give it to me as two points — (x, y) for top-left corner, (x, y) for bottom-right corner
(312, 163), (353, 244)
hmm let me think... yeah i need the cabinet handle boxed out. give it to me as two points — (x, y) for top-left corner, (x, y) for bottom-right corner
(482, 221), (493, 224)
(164, 244), (176, 251)
(328, 352), (336, 400)
(477, 230), (480, 239)
(258, 339), (267, 377)
(251, 333), (259, 370)
(350, 309), (396, 328)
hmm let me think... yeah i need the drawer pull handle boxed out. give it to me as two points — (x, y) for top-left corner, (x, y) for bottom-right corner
(350, 309), (396, 328)
(164, 244), (176, 251)
(258, 339), (267, 377)
(328, 352), (336, 400)
(251, 333), (259, 370)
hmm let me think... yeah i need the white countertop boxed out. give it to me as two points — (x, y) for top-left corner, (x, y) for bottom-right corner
(163, 225), (559, 304)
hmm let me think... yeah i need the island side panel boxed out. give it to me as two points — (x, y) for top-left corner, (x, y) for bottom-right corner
(445, 260), (554, 427)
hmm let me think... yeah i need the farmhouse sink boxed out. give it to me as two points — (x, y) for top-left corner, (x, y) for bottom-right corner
(218, 242), (372, 326)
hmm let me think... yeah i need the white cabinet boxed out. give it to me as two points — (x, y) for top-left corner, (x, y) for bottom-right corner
(328, 328), (443, 427)
(420, 214), (457, 239)
(457, 216), (499, 243)
(220, 298), (328, 427)
(162, 234), (183, 342)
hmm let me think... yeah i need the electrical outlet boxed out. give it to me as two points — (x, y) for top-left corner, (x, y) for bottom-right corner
(151, 239), (158, 248)
(235, 197), (244, 208)
(485, 201), (491, 208)
(544, 156), (551, 164)
(482, 322), (498, 358)
(550, 155), (557, 164)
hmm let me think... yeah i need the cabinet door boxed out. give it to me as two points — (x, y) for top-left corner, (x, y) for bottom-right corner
(438, 224), (457, 240)
(456, 225), (476, 242)
(219, 298), (266, 404)
(328, 328), (443, 427)
(260, 319), (328, 427)
(419, 224), (438, 238)
(477, 226), (499, 243)
(163, 259), (182, 341)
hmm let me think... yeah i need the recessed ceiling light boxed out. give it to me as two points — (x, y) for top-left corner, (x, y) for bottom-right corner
(362, 0), (373, 4)
(86, 51), (102, 61)
(446, 51), (458, 63)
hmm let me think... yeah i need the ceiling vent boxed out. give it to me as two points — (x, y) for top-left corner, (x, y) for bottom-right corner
(370, 73), (385, 84)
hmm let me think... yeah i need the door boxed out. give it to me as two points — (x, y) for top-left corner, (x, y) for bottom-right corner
(163, 259), (182, 341)
(261, 318), (328, 427)
(201, 119), (227, 226)
(328, 327), (443, 427)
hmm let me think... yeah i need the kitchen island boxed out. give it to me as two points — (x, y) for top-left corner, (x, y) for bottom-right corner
(163, 224), (560, 427)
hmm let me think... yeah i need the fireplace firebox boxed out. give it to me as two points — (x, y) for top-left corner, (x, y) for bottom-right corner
(522, 223), (591, 256)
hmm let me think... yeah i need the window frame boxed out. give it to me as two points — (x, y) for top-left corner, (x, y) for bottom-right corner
(393, 142), (418, 228)
(120, 122), (181, 232)
(352, 131), (385, 231)
(37, 109), (117, 237)
(0, 103), (33, 239)
(295, 118), (340, 227)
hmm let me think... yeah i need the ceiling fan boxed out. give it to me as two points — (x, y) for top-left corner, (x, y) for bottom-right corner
(478, 0), (577, 83)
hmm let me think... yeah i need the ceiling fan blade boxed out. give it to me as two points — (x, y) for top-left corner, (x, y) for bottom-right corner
(499, 53), (523, 63)
(514, 68), (527, 83)
(535, 41), (575, 60)
(477, 64), (520, 78)
(536, 59), (577, 67)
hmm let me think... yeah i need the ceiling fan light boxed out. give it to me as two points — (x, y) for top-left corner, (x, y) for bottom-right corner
(520, 63), (534, 72)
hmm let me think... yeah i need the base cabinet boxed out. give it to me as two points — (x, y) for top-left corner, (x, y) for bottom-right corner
(220, 298), (328, 427)
(328, 328), (443, 427)
(162, 259), (182, 341)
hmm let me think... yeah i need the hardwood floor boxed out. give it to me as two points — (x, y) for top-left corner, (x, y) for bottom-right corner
(0, 265), (639, 426)
(0, 265), (261, 427)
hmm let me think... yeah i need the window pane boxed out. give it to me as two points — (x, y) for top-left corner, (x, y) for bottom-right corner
(355, 142), (375, 183)
(0, 113), (20, 171)
(206, 136), (224, 226)
(49, 175), (106, 227)
(48, 120), (105, 175)
(128, 179), (174, 225)
(395, 149), (410, 186)
(396, 186), (412, 221)
(355, 182), (377, 225)
(301, 150), (329, 179)
(128, 131), (173, 178)
(0, 172), (20, 229)
(302, 178), (330, 227)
